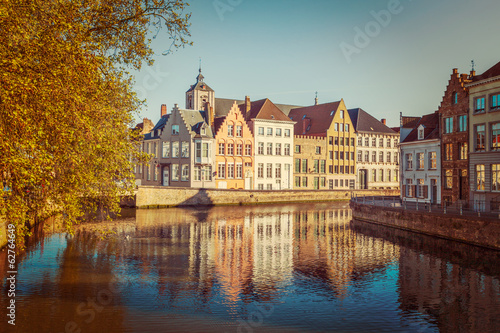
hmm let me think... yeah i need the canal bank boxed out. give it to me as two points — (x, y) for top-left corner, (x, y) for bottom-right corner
(135, 187), (399, 208)
(350, 200), (500, 251)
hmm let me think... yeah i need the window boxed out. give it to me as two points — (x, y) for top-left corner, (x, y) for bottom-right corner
(372, 151), (376, 163)
(218, 163), (226, 178)
(351, 152), (354, 160)
(475, 125), (486, 151)
(340, 152), (344, 160)
(302, 159), (308, 173)
(358, 151), (362, 162)
(258, 164), (264, 178)
(295, 159), (301, 173)
(227, 143), (234, 155)
(334, 123), (339, 131)
(284, 144), (290, 156)
(295, 145), (301, 153)
(267, 143), (273, 155)
(321, 177), (326, 187)
(458, 115), (467, 132)
(372, 138), (376, 147)
(340, 166), (344, 174)
(313, 160), (319, 173)
(340, 110), (344, 118)
(236, 144), (243, 156)
(428, 152), (437, 169)
(444, 170), (452, 189)
(379, 169), (384, 182)
(266, 164), (272, 178)
(365, 137), (369, 146)
(453, 92), (458, 104)
(444, 117), (453, 134)
(460, 142), (468, 160)
(194, 166), (201, 181)
(387, 152), (391, 163)
(387, 138), (391, 148)
(320, 160), (326, 173)
(181, 165), (189, 181)
(236, 164), (243, 178)
(351, 166), (354, 174)
(475, 97), (485, 113)
(335, 151), (339, 160)
(418, 128), (424, 140)
(492, 94), (500, 110)
(276, 143), (282, 155)
(258, 143), (264, 155)
(387, 170), (391, 182)
(218, 143), (225, 155)
(162, 142), (170, 158)
(172, 141), (179, 158)
(302, 177), (308, 187)
(295, 176), (301, 188)
(284, 129), (290, 137)
(153, 142), (157, 157)
(315, 146), (321, 154)
(203, 143), (209, 158)
(405, 153), (413, 170)
(181, 142), (189, 158)
(258, 127), (264, 136)
(476, 165), (485, 191)
(267, 128), (273, 136)
(351, 138), (354, 146)
(275, 164), (281, 178)
(258, 184), (264, 190)
(313, 177), (319, 189)
(379, 138), (384, 147)
(345, 124), (349, 132)
(406, 179), (413, 197)
(171, 164), (179, 181)
(445, 144), (453, 161)
(236, 125), (243, 137)
(371, 169), (376, 182)
(493, 164), (500, 191)
(492, 123), (500, 150)
(172, 125), (179, 135)
(364, 151), (369, 162)
(228, 124), (234, 137)
(340, 137), (344, 146)
(276, 128), (282, 136)
(334, 166), (338, 174)
(245, 144), (252, 156)
(358, 137), (363, 146)
(227, 164), (235, 178)
(379, 151), (384, 163)
(417, 179), (425, 198)
(335, 137), (339, 145)
(267, 184), (272, 190)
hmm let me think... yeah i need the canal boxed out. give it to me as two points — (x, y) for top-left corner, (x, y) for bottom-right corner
(1, 202), (500, 332)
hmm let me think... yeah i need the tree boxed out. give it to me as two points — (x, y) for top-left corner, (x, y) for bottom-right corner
(0, 0), (191, 246)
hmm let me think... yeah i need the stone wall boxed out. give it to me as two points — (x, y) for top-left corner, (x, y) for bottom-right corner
(136, 186), (399, 208)
(351, 201), (500, 250)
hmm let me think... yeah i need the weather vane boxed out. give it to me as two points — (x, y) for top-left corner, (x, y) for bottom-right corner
(471, 60), (475, 72)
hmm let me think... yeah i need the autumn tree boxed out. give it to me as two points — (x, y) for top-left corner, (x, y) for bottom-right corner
(0, 0), (191, 244)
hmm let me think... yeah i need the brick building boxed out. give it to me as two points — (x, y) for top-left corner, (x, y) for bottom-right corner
(438, 68), (472, 205)
(293, 135), (328, 189)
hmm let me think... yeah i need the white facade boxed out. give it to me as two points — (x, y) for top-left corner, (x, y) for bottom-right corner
(399, 138), (441, 204)
(355, 133), (400, 189)
(251, 119), (294, 190)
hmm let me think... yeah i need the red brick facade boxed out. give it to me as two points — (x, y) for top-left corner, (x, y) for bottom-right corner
(438, 69), (472, 205)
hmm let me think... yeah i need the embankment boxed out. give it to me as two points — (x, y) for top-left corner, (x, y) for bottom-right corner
(350, 201), (500, 250)
(135, 187), (399, 208)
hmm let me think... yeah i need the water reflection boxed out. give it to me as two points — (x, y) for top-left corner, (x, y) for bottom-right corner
(1, 203), (499, 332)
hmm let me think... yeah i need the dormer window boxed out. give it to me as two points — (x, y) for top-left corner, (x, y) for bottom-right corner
(418, 127), (424, 140)
(201, 127), (206, 135)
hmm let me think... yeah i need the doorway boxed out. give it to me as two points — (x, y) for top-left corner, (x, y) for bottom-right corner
(163, 167), (169, 186)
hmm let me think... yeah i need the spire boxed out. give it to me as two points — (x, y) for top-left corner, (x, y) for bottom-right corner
(197, 58), (204, 82)
(314, 91), (318, 105)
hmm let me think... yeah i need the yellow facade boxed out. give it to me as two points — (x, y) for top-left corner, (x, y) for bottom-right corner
(215, 102), (254, 189)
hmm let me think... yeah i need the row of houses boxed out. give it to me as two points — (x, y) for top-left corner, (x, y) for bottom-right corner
(135, 69), (399, 191)
(399, 61), (500, 212)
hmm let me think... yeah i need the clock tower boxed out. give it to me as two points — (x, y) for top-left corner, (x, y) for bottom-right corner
(185, 66), (215, 112)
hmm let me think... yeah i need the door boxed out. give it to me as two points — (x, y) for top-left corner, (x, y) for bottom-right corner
(431, 179), (437, 204)
(163, 167), (169, 186)
(459, 170), (467, 200)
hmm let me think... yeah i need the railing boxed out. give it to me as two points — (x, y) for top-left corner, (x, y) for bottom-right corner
(350, 195), (500, 220)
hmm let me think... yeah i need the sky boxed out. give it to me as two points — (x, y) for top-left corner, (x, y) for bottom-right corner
(133, 0), (500, 128)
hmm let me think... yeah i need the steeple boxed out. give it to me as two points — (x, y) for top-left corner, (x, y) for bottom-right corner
(314, 91), (318, 105)
(197, 58), (204, 82)
(185, 60), (215, 111)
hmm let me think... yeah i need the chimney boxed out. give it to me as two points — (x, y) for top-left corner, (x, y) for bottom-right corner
(244, 96), (251, 120)
(161, 104), (167, 117)
(470, 70), (476, 79)
(381, 118), (386, 125)
(453, 68), (458, 74)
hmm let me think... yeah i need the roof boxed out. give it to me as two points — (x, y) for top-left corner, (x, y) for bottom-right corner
(401, 116), (421, 129)
(239, 98), (292, 122)
(288, 101), (341, 136)
(213, 116), (226, 135)
(472, 61), (500, 82)
(186, 72), (214, 93)
(402, 112), (440, 143)
(347, 108), (396, 134)
(215, 98), (244, 117)
(181, 109), (214, 137)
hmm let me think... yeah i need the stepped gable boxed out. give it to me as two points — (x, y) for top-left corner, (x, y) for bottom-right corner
(347, 108), (396, 134)
(288, 101), (341, 136)
(402, 112), (440, 143)
(179, 109), (213, 137)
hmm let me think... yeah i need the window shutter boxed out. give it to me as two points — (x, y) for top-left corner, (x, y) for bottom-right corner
(423, 185), (429, 199)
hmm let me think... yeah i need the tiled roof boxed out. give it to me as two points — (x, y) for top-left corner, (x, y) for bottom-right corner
(401, 116), (421, 129)
(402, 112), (440, 143)
(186, 73), (214, 93)
(288, 102), (341, 136)
(213, 116), (226, 135)
(215, 98), (244, 117)
(181, 109), (214, 137)
(347, 108), (396, 134)
(472, 61), (500, 82)
(239, 98), (292, 122)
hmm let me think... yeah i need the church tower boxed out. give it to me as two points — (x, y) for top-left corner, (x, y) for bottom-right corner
(185, 64), (215, 112)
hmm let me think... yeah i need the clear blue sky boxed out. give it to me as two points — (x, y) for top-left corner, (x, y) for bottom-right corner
(133, 0), (500, 128)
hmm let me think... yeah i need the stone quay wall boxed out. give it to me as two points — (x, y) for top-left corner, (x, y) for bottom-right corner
(135, 187), (400, 208)
(350, 201), (500, 250)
